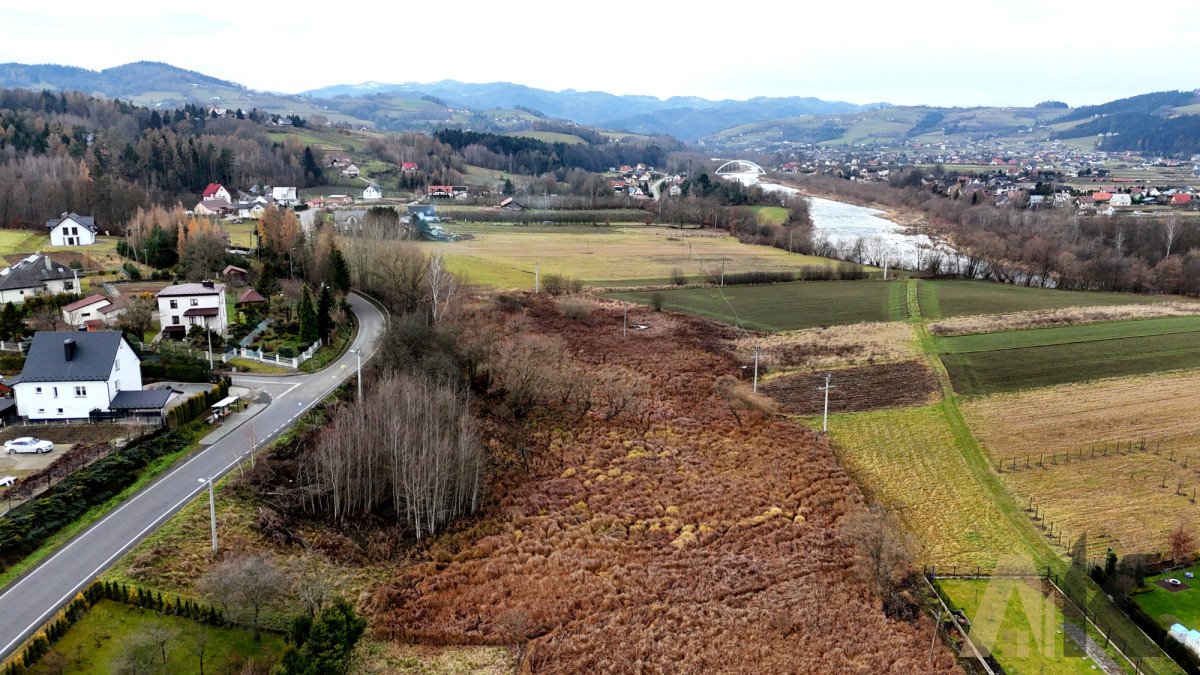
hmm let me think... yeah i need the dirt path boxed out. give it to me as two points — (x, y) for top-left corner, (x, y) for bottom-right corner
(1062, 621), (1122, 674)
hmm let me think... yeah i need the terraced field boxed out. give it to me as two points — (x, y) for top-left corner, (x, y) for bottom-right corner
(938, 316), (1200, 395)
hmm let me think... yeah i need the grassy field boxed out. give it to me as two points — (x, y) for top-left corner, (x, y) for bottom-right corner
(752, 206), (790, 226)
(965, 371), (1200, 555)
(812, 404), (1033, 569)
(938, 578), (1123, 674)
(505, 130), (587, 145)
(0, 229), (46, 255)
(612, 280), (906, 332)
(407, 224), (840, 290)
(917, 280), (1173, 319)
(939, 317), (1200, 395)
(222, 221), (256, 248)
(28, 600), (284, 674)
(1135, 564), (1200, 630)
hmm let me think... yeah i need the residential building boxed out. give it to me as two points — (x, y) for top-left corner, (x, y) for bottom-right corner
(201, 183), (232, 203)
(222, 265), (248, 284)
(401, 162), (419, 172)
(271, 187), (300, 207)
(340, 164), (360, 178)
(195, 200), (233, 216)
(46, 213), (98, 246)
(0, 254), (78, 304)
(362, 184), (382, 200)
(1110, 193), (1132, 207)
(61, 294), (110, 328)
(13, 332), (165, 421)
(156, 281), (228, 339)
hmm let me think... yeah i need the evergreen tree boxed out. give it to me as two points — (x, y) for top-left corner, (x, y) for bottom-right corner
(503, 177), (515, 196)
(328, 247), (351, 295)
(316, 284), (333, 341)
(278, 598), (366, 675)
(0, 302), (22, 341)
(257, 262), (281, 298)
(299, 287), (318, 345)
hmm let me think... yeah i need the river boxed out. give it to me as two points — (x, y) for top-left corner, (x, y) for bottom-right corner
(722, 171), (944, 270)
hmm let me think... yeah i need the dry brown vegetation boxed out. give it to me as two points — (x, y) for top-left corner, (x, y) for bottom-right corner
(965, 371), (1200, 556)
(929, 301), (1200, 336)
(735, 321), (918, 373)
(362, 297), (957, 673)
(762, 361), (939, 415)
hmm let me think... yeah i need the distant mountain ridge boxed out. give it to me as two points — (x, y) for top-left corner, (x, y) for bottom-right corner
(300, 79), (881, 138)
(0, 61), (242, 98)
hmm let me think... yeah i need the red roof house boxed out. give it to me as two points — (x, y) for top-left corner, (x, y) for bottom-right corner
(1092, 191), (1113, 202)
(1172, 193), (1192, 205)
(401, 162), (419, 172)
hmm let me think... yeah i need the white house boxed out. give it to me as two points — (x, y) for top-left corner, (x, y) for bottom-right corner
(340, 163), (360, 178)
(0, 254), (79, 304)
(13, 332), (168, 421)
(1110, 193), (1132, 207)
(362, 184), (382, 200)
(233, 202), (266, 219)
(202, 183), (232, 203)
(272, 187), (300, 207)
(156, 281), (228, 339)
(61, 294), (110, 328)
(46, 213), (98, 246)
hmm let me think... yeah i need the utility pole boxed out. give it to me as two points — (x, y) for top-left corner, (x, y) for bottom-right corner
(206, 321), (213, 371)
(752, 345), (761, 393)
(534, 263), (540, 293)
(818, 373), (835, 433)
(198, 477), (217, 554)
(882, 255), (890, 281)
(720, 257), (726, 287)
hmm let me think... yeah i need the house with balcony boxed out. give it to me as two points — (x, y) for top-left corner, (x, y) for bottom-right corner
(156, 281), (228, 339)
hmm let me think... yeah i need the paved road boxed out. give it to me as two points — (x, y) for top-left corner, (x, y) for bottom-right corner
(0, 292), (386, 659)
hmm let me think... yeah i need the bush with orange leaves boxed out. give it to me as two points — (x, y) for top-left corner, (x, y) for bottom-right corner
(363, 297), (959, 673)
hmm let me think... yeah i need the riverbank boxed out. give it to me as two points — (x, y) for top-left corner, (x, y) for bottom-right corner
(769, 174), (933, 231)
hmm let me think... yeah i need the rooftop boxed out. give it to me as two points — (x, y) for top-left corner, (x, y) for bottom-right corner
(19, 331), (130, 383)
(62, 294), (108, 312)
(157, 282), (225, 297)
(0, 254), (76, 291)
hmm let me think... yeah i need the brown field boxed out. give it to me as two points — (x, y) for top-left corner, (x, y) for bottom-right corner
(762, 360), (939, 414)
(113, 297), (959, 672)
(929, 302), (1200, 336)
(963, 371), (1200, 466)
(965, 371), (1200, 556)
(735, 320), (919, 373)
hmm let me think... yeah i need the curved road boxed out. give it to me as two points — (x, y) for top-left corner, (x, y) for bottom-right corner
(0, 292), (386, 659)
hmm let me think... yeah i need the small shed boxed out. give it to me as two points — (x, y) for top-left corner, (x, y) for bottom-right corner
(209, 395), (240, 422)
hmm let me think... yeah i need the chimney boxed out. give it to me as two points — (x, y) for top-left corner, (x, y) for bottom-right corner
(202, 280), (214, 289)
(43, 255), (51, 271)
(63, 339), (76, 362)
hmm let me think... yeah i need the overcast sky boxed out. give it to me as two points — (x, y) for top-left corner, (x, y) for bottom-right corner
(1, 1), (1197, 107)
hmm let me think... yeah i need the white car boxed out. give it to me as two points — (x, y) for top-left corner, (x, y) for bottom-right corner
(4, 437), (54, 454)
(0, 476), (14, 487)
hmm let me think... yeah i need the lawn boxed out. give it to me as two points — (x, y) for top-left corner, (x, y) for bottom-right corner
(1135, 564), (1200, 631)
(752, 206), (789, 226)
(28, 600), (284, 674)
(917, 279), (1174, 320)
(611, 280), (906, 331)
(405, 224), (841, 290)
(939, 317), (1200, 395)
(222, 221), (257, 248)
(937, 578), (1122, 674)
(0, 230), (46, 255)
(812, 404), (1034, 569)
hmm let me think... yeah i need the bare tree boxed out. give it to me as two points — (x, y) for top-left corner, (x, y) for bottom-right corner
(199, 553), (286, 640)
(1169, 518), (1196, 563)
(1163, 217), (1180, 258)
(839, 505), (917, 617)
(185, 625), (214, 675)
(117, 295), (156, 340)
(144, 624), (176, 666)
(426, 253), (457, 324)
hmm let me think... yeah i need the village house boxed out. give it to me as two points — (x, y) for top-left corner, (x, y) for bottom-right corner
(156, 281), (229, 339)
(0, 254), (78, 304)
(195, 200), (233, 217)
(401, 162), (419, 172)
(61, 294), (111, 328)
(201, 183), (232, 203)
(362, 184), (382, 200)
(499, 197), (524, 210)
(1109, 193), (1132, 207)
(340, 163), (360, 178)
(46, 213), (98, 246)
(13, 331), (169, 421)
(233, 202), (265, 219)
(271, 187), (300, 207)
(221, 265), (248, 284)
(326, 195), (353, 205)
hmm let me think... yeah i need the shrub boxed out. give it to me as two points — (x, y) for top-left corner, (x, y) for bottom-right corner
(837, 261), (868, 280)
(493, 294), (525, 313)
(671, 267), (687, 286)
(650, 292), (665, 312)
(557, 299), (591, 321)
(715, 270), (795, 286)
(122, 261), (142, 280)
(542, 274), (575, 296)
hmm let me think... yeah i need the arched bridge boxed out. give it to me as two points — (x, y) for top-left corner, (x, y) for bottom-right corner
(715, 159), (766, 175)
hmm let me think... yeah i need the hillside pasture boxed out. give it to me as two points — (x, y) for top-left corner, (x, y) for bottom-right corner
(814, 404), (1032, 569)
(939, 316), (1200, 395)
(917, 279), (1171, 320)
(408, 224), (837, 290)
(611, 280), (907, 332)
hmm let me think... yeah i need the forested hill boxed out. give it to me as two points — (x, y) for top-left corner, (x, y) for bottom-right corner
(0, 88), (323, 230)
(0, 61), (242, 98)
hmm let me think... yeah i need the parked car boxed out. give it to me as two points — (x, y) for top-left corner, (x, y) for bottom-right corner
(4, 437), (53, 454)
(0, 476), (15, 487)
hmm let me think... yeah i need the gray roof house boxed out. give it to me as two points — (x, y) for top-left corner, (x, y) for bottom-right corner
(13, 331), (153, 420)
(45, 213), (97, 233)
(0, 254), (78, 303)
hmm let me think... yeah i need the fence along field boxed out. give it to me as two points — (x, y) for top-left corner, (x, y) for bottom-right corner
(937, 316), (1200, 395)
(611, 280), (908, 332)
(916, 279), (1180, 319)
(964, 371), (1200, 557)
